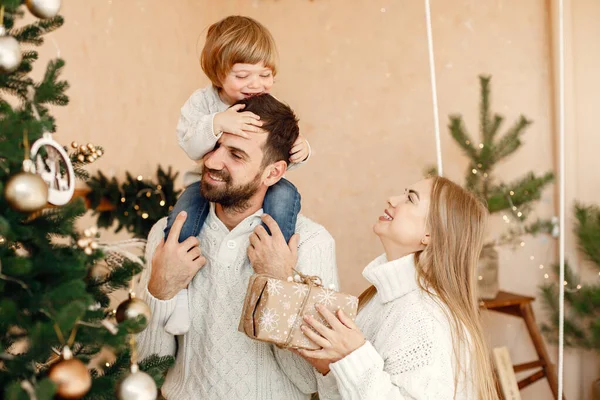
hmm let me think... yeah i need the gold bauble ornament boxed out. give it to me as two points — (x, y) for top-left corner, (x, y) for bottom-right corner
(116, 363), (157, 400)
(0, 27), (22, 74)
(26, 0), (61, 19)
(115, 293), (151, 333)
(4, 164), (48, 213)
(88, 263), (109, 280)
(47, 346), (92, 399)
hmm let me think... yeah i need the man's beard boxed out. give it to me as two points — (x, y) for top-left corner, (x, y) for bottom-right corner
(201, 168), (262, 212)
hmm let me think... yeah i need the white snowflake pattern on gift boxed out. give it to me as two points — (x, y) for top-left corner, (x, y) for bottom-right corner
(268, 332), (285, 343)
(282, 301), (291, 310)
(266, 279), (284, 296)
(258, 308), (279, 332)
(346, 295), (358, 309)
(293, 283), (309, 297)
(287, 314), (302, 330)
(316, 288), (336, 306)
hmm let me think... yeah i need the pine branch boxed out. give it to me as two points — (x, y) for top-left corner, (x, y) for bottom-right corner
(448, 116), (478, 161)
(479, 75), (492, 142)
(36, 58), (69, 107)
(574, 202), (600, 267)
(9, 16), (64, 46)
(486, 172), (554, 213)
(492, 115), (531, 163)
(139, 354), (176, 388)
(100, 259), (143, 294)
(488, 114), (504, 141)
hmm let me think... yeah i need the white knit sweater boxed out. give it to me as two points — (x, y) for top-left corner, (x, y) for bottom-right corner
(135, 207), (339, 399)
(316, 254), (475, 400)
(176, 85), (229, 161)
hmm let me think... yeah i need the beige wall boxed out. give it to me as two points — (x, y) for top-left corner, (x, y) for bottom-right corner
(32, 0), (600, 398)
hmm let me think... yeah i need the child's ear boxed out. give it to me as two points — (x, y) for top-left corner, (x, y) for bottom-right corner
(262, 160), (287, 187)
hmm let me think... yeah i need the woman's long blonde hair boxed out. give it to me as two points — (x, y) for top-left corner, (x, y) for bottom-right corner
(359, 176), (497, 399)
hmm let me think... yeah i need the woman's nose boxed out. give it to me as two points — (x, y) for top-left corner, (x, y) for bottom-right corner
(388, 196), (402, 207)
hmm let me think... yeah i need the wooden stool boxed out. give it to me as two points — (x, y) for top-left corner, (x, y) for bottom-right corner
(480, 291), (561, 399)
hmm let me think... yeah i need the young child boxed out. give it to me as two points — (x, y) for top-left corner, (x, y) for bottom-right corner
(163, 16), (310, 335)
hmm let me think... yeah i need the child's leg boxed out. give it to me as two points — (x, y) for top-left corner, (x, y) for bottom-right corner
(263, 178), (301, 243)
(164, 289), (190, 335)
(163, 182), (209, 335)
(163, 182), (209, 242)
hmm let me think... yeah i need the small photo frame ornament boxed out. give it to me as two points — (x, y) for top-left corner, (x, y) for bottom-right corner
(30, 132), (74, 206)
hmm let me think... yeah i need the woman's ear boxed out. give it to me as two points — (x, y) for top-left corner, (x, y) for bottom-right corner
(421, 233), (430, 246)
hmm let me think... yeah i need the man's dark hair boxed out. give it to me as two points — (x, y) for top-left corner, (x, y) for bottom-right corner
(233, 94), (300, 166)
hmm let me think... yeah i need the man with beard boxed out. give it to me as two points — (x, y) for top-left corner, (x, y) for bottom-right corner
(135, 94), (339, 399)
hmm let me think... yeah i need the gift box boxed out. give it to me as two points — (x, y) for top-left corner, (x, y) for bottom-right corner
(238, 272), (359, 350)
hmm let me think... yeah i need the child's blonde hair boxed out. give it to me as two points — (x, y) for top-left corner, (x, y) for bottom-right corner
(201, 16), (278, 89)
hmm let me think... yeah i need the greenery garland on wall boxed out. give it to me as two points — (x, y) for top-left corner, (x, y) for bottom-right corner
(85, 166), (181, 238)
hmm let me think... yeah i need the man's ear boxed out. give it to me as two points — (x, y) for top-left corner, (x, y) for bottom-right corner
(262, 160), (287, 187)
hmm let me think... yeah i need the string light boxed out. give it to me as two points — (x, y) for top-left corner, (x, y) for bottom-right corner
(137, 175), (143, 181)
(479, 143), (484, 148)
(495, 188), (580, 291)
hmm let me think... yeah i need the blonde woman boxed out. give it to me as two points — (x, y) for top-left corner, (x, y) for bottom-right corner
(298, 177), (498, 399)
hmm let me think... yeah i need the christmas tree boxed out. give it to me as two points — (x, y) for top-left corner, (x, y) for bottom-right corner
(541, 203), (600, 352)
(0, 2), (172, 399)
(445, 75), (554, 245)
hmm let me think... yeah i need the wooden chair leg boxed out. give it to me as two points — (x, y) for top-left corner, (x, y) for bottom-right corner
(520, 303), (561, 399)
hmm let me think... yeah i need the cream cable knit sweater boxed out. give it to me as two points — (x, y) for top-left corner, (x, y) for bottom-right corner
(135, 207), (339, 399)
(316, 254), (476, 400)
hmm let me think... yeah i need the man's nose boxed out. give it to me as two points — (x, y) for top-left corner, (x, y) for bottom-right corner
(204, 148), (225, 170)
